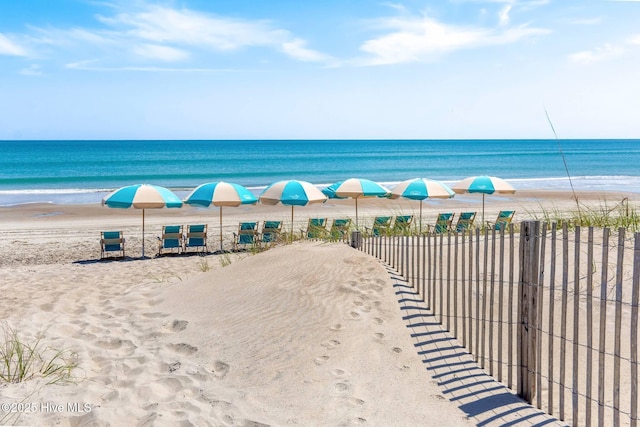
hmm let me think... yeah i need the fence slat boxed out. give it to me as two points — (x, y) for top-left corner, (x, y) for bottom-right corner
(631, 233), (640, 427)
(585, 227), (594, 427)
(536, 222), (548, 410)
(572, 226), (581, 426)
(560, 222), (569, 421)
(614, 228), (626, 427)
(598, 227), (610, 426)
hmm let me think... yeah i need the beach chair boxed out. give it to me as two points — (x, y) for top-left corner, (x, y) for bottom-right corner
(156, 225), (183, 256)
(489, 210), (515, 231)
(329, 218), (352, 242)
(233, 222), (258, 250)
(100, 231), (125, 259)
(184, 224), (208, 253)
(305, 218), (328, 239)
(367, 216), (392, 236)
(433, 213), (455, 234)
(260, 220), (282, 246)
(392, 215), (414, 234)
(454, 212), (476, 233)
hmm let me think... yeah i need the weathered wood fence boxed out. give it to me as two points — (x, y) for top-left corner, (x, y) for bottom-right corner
(357, 221), (639, 427)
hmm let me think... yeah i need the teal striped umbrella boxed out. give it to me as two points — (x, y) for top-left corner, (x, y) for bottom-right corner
(102, 184), (183, 258)
(322, 178), (390, 228)
(259, 180), (327, 239)
(391, 178), (455, 233)
(184, 181), (258, 252)
(452, 175), (515, 225)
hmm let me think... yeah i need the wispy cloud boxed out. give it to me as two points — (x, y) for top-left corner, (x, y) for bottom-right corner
(498, 5), (512, 26)
(132, 43), (190, 61)
(0, 33), (28, 56)
(568, 43), (625, 63)
(358, 15), (549, 65)
(16, 2), (335, 70)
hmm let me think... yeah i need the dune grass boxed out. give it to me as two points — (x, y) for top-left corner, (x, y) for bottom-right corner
(0, 324), (78, 385)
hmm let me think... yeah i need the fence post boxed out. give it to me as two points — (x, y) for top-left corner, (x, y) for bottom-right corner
(518, 220), (540, 403)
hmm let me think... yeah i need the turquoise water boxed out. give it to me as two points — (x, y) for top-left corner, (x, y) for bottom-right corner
(1, 139), (639, 205)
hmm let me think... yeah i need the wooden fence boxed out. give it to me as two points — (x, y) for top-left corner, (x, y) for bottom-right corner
(357, 221), (639, 427)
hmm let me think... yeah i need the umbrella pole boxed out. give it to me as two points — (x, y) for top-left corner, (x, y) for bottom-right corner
(219, 207), (223, 252)
(142, 208), (145, 258)
(291, 205), (294, 242)
(419, 200), (423, 234)
(482, 194), (485, 227)
(355, 197), (359, 229)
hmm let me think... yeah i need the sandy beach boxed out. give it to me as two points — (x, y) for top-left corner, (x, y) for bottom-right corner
(0, 189), (635, 426)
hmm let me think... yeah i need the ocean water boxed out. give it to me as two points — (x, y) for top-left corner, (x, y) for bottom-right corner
(1, 139), (639, 206)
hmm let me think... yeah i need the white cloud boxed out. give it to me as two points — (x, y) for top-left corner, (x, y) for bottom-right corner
(498, 5), (512, 26)
(280, 39), (335, 63)
(629, 34), (640, 45)
(97, 5), (288, 51)
(28, 4), (334, 67)
(568, 43), (625, 63)
(0, 33), (28, 56)
(359, 15), (549, 65)
(132, 43), (190, 61)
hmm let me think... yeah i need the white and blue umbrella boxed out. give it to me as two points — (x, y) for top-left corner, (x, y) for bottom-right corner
(102, 184), (183, 258)
(259, 180), (327, 238)
(391, 178), (455, 233)
(184, 181), (258, 252)
(452, 175), (516, 224)
(323, 178), (391, 228)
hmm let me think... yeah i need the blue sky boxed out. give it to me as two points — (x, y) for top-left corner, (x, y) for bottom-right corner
(0, 0), (639, 140)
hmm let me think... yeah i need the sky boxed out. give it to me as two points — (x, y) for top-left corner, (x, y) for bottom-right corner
(0, 0), (639, 140)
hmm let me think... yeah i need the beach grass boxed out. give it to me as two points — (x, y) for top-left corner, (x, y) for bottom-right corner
(0, 324), (78, 385)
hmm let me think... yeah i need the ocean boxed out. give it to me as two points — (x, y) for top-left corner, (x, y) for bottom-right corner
(1, 139), (639, 206)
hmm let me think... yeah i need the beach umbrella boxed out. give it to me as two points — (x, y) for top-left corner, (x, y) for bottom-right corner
(259, 180), (327, 239)
(452, 175), (516, 225)
(184, 181), (258, 252)
(102, 184), (183, 258)
(322, 178), (391, 228)
(390, 178), (455, 233)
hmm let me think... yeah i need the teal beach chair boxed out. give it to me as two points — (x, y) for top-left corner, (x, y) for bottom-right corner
(261, 220), (282, 245)
(184, 224), (208, 253)
(455, 212), (476, 233)
(157, 225), (183, 256)
(100, 231), (125, 259)
(234, 222), (258, 250)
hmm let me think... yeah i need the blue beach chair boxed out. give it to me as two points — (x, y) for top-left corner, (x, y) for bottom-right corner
(490, 210), (515, 231)
(260, 220), (282, 245)
(455, 212), (476, 233)
(433, 213), (454, 234)
(368, 216), (392, 236)
(234, 222), (258, 250)
(184, 224), (208, 253)
(329, 218), (352, 241)
(305, 218), (328, 239)
(100, 231), (125, 259)
(157, 225), (183, 256)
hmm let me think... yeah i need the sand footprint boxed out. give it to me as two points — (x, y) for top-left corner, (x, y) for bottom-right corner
(320, 339), (341, 350)
(168, 342), (198, 355)
(165, 319), (189, 332)
(349, 397), (365, 406)
(372, 317), (384, 324)
(314, 355), (329, 365)
(209, 361), (230, 379)
(374, 332), (385, 339)
(329, 323), (344, 331)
